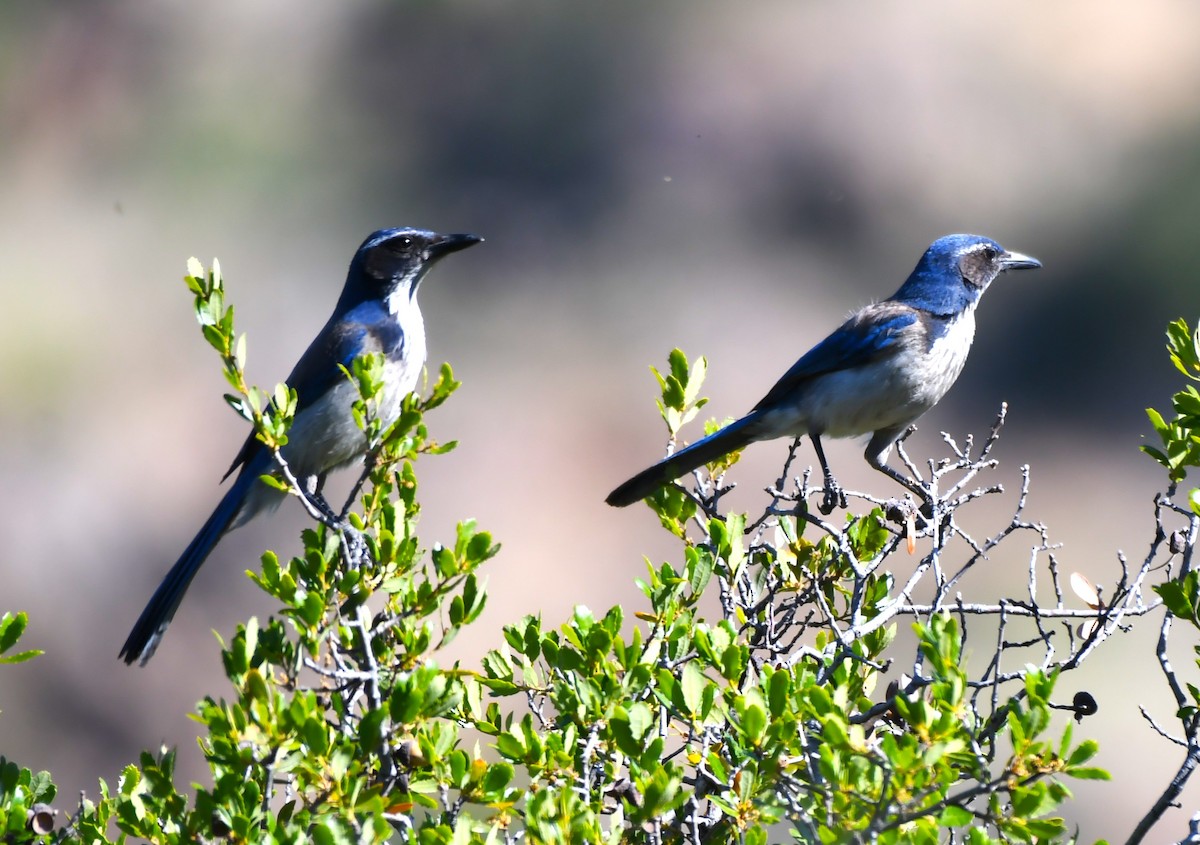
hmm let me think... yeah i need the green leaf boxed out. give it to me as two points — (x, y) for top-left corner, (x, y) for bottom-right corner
(0, 649), (41, 665)
(358, 708), (387, 754)
(668, 348), (689, 388)
(0, 612), (29, 654)
(1167, 318), (1200, 378)
(939, 805), (974, 826)
(481, 761), (514, 793)
(739, 701), (767, 744)
(821, 714), (849, 748)
(688, 545), (714, 595)
(1141, 445), (1169, 467)
(496, 731), (525, 761)
(767, 668), (790, 718)
(611, 702), (657, 760)
(1066, 738), (1099, 767)
(683, 356), (707, 405)
(626, 702), (653, 741)
(661, 375), (685, 411)
(965, 828), (993, 845)
(476, 676), (519, 695)
(1155, 572), (1200, 625)
(234, 332), (247, 370)
(1146, 407), (1168, 435)
(681, 662), (707, 717)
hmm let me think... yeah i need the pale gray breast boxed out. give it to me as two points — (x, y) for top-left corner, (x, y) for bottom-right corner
(283, 296), (426, 479)
(906, 308), (976, 408)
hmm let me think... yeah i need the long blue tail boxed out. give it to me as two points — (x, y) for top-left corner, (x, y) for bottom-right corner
(119, 474), (250, 665)
(606, 413), (766, 507)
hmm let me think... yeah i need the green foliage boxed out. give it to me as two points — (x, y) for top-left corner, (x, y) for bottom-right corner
(653, 348), (709, 438)
(0, 755), (57, 844)
(6, 259), (504, 843)
(0, 612), (41, 665)
(0, 618), (56, 844)
(1152, 559), (1200, 729)
(185, 257), (297, 460)
(1156, 570), (1200, 627)
(474, 353), (1108, 843)
(1145, 318), (1200, 754)
(479, 573), (1102, 842)
(1143, 318), (1200, 484)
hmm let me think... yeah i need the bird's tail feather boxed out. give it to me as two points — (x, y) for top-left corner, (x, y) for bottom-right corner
(119, 476), (248, 666)
(606, 413), (764, 507)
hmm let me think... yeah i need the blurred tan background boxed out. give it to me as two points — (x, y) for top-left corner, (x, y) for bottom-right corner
(3, 0), (1200, 838)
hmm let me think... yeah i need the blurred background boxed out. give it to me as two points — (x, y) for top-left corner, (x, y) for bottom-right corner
(2, 0), (1199, 837)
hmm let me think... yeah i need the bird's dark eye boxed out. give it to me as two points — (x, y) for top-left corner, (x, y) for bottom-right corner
(981, 245), (998, 262)
(385, 236), (414, 255)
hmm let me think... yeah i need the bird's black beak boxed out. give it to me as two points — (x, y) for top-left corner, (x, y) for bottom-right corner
(999, 250), (1041, 272)
(426, 232), (483, 261)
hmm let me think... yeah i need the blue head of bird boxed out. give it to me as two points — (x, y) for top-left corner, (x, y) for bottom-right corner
(890, 234), (1041, 316)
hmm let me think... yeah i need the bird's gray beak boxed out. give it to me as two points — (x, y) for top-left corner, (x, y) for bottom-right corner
(1000, 250), (1041, 271)
(426, 232), (483, 261)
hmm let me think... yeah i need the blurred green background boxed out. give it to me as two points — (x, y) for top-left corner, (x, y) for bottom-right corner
(2, 1), (1199, 837)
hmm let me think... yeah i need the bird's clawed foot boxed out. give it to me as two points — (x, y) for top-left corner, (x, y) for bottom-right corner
(897, 479), (935, 521)
(868, 455), (935, 519)
(917, 496), (934, 522)
(339, 524), (369, 569)
(806, 435), (847, 515)
(819, 474), (847, 515)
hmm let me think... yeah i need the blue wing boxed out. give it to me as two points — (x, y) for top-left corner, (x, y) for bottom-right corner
(752, 306), (918, 412)
(287, 300), (406, 413)
(222, 300), (404, 480)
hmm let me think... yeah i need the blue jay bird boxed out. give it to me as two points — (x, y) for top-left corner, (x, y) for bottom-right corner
(606, 234), (1040, 510)
(120, 227), (481, 665)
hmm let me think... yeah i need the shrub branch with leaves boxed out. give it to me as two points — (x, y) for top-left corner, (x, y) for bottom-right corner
(4, 266), (1200, 843)
(480, 349), (1125, 844)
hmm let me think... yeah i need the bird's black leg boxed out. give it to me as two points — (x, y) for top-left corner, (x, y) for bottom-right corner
(301, 474), (340, 523)
(302, 473), (370, 566)
(865, 430), (932, 516)
(810, 434), (846, 514)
